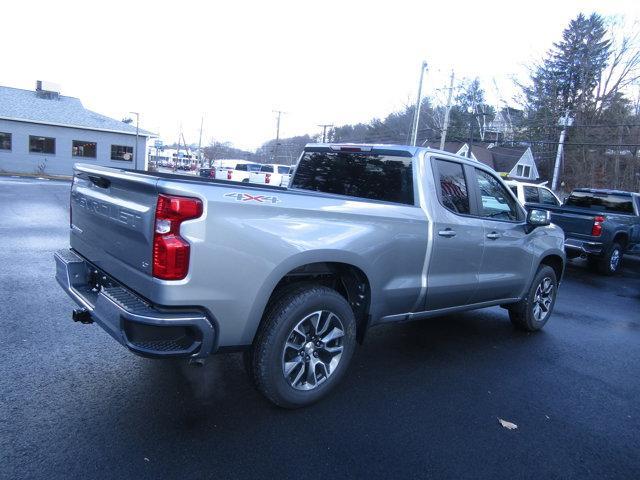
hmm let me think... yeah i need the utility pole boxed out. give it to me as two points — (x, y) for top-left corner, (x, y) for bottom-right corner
(439, 70), (455, 150)
(317, 124), (333, 143)
(197, 116), (204, 167)
(552, 109), (571, 191)
(467, 116), (474, 158)
(129, 111), (140, 169)
(410, 61), (428, 146)
(273, 110), (285, 162)
(175, 124), (182, 171)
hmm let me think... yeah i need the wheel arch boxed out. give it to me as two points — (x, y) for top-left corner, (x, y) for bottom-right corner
(538, 253), (565, 283)
(612, 231), (629, 250)
(243, 251), (374, 345)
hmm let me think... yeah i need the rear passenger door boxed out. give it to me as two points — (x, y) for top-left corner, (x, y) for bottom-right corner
(470, 169), (533, 303)
(425, 159), (484, 310)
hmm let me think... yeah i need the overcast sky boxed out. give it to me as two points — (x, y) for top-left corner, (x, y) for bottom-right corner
(2, 0), (639, 150)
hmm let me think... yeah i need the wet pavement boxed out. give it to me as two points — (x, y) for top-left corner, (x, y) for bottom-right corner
(1, 176), (639, 479)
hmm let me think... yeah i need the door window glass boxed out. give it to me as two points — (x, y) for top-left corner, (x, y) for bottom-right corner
(436, 160), (470, 214)
(475, 169), (520, 221)
(538, 188), (559, 206)
(524, 186), (540, 203)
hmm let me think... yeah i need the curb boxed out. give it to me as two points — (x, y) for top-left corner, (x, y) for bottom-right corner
(0, 172), (72, 181)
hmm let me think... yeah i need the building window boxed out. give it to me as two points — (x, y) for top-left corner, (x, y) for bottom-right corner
(515, 164), (531, 178)
(72, 140), (97, 158)
(111, 145), (133, 161)
(0, 132), (11, 150)
(29, 136), (56, 154)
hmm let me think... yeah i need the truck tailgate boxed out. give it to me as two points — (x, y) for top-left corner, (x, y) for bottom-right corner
(70, 164), (158, 280)
(550, 209), (595, 236)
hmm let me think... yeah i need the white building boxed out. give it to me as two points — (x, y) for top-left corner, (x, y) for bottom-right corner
(0, 81), (155, 176)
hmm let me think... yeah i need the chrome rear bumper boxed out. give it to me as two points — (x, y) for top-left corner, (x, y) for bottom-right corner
(564, 238), (604, 256)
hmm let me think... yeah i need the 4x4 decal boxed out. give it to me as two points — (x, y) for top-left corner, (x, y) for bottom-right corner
(224, 192), (281, 204)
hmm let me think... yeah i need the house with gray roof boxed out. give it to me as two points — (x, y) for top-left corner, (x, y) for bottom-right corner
(428, 141), (540, 181)
(0, 81), (155, 176)
(426, 141), (496, 168)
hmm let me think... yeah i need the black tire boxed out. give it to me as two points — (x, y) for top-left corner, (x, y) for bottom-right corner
(242, 178), (249, 183)
(248, 285), (357, 408)
(509, 265), (558, 332)
(595, 242), (623, 276)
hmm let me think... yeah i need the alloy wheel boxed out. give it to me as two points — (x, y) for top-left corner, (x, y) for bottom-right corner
(281, 310), (345, 391)
(610, 249), (620, 272)
(533, 277), (554, 322)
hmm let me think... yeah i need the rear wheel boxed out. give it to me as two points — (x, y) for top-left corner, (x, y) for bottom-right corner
(249, 285), (356, 408)
(509, 265), (558, 331)
(594, 242), (623, 276)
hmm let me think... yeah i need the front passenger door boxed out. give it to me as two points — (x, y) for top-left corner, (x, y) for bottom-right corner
(470, 169), (534, 303)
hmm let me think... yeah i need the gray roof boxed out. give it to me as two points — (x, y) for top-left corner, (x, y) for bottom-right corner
(0, 86), (155, 137)
(426, 141), (496, 169)
(489, 146), (528, 173)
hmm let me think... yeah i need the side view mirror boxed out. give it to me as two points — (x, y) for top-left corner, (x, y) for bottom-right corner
(527, 208), (551, 230)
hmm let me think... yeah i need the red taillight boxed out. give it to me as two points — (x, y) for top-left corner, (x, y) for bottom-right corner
(265, 173), (271, 184)
(152, 194), (203, 280)
(592, 215), (605, 236)
(210, 167), (216, 177)
(227, 170), (233, 180)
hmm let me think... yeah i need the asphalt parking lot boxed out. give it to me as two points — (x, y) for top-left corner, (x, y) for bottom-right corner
(1, 176), (639, 479)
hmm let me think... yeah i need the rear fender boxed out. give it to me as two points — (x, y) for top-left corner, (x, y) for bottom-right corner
(241, 250), (373, 343)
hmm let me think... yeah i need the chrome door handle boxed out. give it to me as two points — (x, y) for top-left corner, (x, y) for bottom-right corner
(438, 229), (457, 238)
(486, 232), (501, 240)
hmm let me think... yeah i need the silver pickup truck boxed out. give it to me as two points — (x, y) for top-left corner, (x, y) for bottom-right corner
(55, 144), (565, 408)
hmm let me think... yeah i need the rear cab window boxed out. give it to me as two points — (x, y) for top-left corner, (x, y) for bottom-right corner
(291, 150), (414, 205)
(565, 191), (635, 214)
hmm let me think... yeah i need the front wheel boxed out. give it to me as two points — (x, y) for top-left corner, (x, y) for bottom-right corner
(249, 285), (357, 408)
(509, 265), (558, 331)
